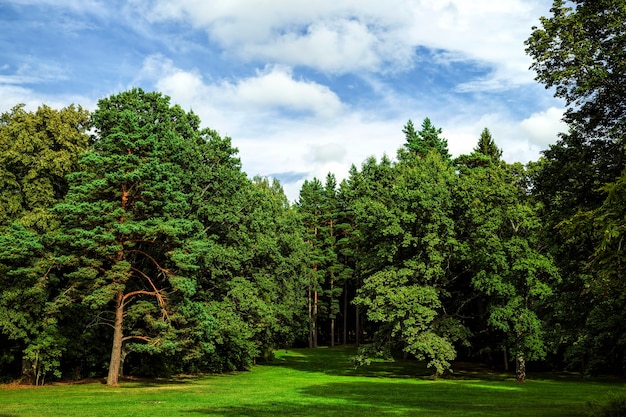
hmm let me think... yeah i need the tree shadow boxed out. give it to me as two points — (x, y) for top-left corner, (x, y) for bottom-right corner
(184, 379), (589, 417)
(267, 347), (516, 381)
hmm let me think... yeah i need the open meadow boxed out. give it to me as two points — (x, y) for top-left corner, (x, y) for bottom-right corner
(1, 347), (624, 416)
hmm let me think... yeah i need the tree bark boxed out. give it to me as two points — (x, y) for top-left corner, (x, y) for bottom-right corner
(503, 346), (509, 371)
(515, 352), (526, 383)
(313, 290), (318, 348)
(308, 285), (313, 349)
(107, 292), (124, 386)
(330, 277), (335, 348)
(355, 304), (360, 348)
(342, 279), (348, 345)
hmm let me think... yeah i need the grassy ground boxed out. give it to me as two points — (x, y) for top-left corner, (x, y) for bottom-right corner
(0, 346), (624, 416)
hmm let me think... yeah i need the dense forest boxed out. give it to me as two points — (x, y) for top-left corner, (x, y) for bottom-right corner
(1, 0), (625, 386)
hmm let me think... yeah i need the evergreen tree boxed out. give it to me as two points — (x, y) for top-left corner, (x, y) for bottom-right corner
(402, 118), (451, 161)
(475, 128), (502, 163)
(53, 89), (206, 385)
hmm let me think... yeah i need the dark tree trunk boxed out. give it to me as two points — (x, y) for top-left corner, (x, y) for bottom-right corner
(308, 286), (313, 349)
(330, 277), (335, 348)
(355, 304), (360, 347)
(342, 280), (348, 345)
(503, 346), (509, 371)
(313, 290), (318, 348)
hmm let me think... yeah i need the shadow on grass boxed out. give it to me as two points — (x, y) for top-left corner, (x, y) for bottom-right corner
(268, 346), (514, 382)
(184, 379), (592, 417)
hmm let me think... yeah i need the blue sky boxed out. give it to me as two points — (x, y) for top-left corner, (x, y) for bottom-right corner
(1, 0), (565, 201)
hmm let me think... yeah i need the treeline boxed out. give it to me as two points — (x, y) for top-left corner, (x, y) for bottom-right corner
(1, 0), (625, 385)
(0, 90), (622, 385)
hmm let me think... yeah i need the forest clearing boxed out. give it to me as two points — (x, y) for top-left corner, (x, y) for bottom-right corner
(1, 347), (623, 416)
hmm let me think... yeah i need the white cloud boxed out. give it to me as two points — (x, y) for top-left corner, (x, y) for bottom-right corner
(139, 55), (344, 131)
(137, 0), (551, 87)
(520, 107), (567, 147)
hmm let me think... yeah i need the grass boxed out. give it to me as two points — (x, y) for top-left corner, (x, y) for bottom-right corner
(0, 346), (624, 416)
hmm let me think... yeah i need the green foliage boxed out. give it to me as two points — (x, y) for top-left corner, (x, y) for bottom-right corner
(52, 89), (208, 384)
(526, 1), (626, 374)
(402, 118), (451, 161)
(526, 0), (626, 140)
(454, 140), (559, 371)
(0, 104), (90, 230)
(352, 149), (459, 374)
(0, 103), (89, 383)
(474, 128), (502, 163)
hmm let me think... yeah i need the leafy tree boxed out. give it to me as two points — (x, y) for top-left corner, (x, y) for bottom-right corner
(526, 0), (626, 141)
(454, 145), (559, 382)
(53, 89), (206, 385)
(0, 104), (90, 230)
(0, 103), (89, 383)
(186, 125), (309, 370)
(557, 168), (626, 374)
(526, 0), (626, 374)
(352, 149), (461, 375)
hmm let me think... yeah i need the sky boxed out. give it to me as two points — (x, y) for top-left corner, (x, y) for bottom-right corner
(0, 0), (566, 202)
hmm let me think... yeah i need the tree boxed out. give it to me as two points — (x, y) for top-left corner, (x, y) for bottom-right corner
(297, 178), (326, 348)
(53, 89), (206, 385)
(0, 103), (89, 383)
(0, 104), (90, 230)
(454, 142), (559, 381)
(475, 128), (502, 163)
(352, 149), (462, 375)
(525, 0), (626, 141)
(557, 168), (626, 374)
(402, 118), (451, 161)
(526, 0), (626, 374)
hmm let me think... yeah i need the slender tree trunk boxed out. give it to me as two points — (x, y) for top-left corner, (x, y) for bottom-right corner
(308, 285), (313, 349)
(107, 292), (124, 386)
(503, 346), (509, 371)
(515, 352), (526, 383)
(342, 279), (348, 345)
(355, 304), (360, 347)
(330, 276), (335, 348)
(313, 290), (318, 348)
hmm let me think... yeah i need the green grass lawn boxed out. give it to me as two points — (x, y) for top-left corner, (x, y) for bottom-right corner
(0, 346), (624, 416)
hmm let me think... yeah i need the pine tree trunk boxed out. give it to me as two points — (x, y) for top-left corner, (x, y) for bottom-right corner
(355, 304), (360, 347)
(330, 277), (335, 348)
(313, 290), (318, 348)
(308, 286), (313, 349)
(107, 292), (124, 386)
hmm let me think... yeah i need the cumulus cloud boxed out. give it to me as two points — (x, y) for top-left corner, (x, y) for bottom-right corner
(136, 0), (550, 87)
(520, 107), (567, 147)
(140, 55), (344, 122)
